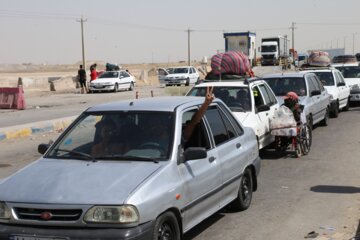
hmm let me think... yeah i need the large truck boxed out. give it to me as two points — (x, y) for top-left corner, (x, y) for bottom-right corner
(260, 36), (290, 66)
(223, 32), (256, 66)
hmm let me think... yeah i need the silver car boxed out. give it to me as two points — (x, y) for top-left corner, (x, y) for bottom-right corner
(263, 72), (331, 128)
(0, 96), (260, 240)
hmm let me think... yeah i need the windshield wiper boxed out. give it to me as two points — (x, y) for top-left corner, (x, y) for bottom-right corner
(94, 154), (159, 163)
(54, 148), (94, 161)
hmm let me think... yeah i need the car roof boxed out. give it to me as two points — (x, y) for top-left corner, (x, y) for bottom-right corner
(331, 63), (359, 67)
(86, 96), (207, 112)
(300, 67), (338, 73)
(262, 72), (311, 78)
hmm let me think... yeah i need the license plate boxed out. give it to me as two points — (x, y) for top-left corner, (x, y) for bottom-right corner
(11, 235), (67, 240)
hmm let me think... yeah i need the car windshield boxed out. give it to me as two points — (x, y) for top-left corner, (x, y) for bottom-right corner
(46, 111), (174, 161)
(312, 72), (334, 86)
(188, 86), (252, 112)
(335, 66), (360, 78)
(261, 45), (277, 52)
(264, 77), (307, 96)
(98, 72), (119, 78)
(298, 56), (307, 61)
(172, 68), (189, 74)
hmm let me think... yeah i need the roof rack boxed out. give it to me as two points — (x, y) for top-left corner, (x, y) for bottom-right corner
(299, 66), (333, 71)
(200, 76), (261, 85)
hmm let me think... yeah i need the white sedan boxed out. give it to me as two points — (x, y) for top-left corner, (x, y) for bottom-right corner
(89, 70), (136, 92)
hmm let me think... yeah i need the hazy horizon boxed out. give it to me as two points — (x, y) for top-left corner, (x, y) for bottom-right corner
(1, 0), (360, 65)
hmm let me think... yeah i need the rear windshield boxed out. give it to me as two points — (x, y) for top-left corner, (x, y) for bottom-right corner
(263, 77), (307, 96)
(312, 72), (334, 86)
(188, 86), (252, 112)
(98, 72), (119, 78)
(172, 68), (189, 74)
(335, 66), (360, 78)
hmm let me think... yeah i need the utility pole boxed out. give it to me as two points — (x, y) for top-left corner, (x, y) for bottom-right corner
(76, 16), (87, 69)
(291, 22), (295, 51)
(186, 28), (193, 66)
(353, 33), (356, 54)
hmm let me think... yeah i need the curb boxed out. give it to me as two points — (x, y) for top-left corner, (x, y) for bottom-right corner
(0, 116), (78, 142)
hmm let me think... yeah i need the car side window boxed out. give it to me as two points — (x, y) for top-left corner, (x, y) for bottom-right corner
(218, 103), (244, 136)
(122, 72), (130, 78)
(204, 106), (233, 146)
(307, 76), (317, 95)
(182, 109), (211, 150)
(336, 72), (346, 84)
(252, 86), (265, 110)
(258, 84), (272, 106)
(334, 72), (341, 85)
(313, 76), (325, 91)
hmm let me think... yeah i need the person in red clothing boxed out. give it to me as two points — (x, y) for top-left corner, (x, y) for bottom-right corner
(90, 64), (97, 81)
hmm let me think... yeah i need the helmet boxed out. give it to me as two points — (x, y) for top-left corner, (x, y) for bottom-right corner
(283, 91), (299, 101)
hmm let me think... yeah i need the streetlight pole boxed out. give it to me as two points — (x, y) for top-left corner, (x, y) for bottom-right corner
(186, 28), (193, 66)
(77, 16), (87, 69)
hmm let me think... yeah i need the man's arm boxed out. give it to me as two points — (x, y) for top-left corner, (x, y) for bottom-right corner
(183, 86), (214, 142)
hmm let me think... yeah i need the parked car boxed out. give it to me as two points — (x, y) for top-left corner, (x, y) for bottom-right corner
(0, 96), (260, 240)
(158, 66), (200, 86)
(186, 78), (279, 149)
(301, 67), (350, 117)
(332, 55), (357, 64)
(332, 63), (360, 103)
(262, 72), (331, 128)
(89, 70), (135, 93)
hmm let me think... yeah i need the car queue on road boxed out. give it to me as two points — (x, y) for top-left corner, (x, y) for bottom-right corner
(0, 50), (359, 240)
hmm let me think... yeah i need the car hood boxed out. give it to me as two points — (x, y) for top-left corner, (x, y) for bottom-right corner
(343, 78), (360, 87)
(0, 158), (162, 204)
(91, 78), (116, 83)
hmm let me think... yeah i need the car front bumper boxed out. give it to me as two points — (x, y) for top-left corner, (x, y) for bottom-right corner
(349, 93), (360, 102)
(0, 221), (154, 240)
(89, 85), (115, 91)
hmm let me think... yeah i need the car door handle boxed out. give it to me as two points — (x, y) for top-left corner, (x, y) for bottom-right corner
(236, 143), (241, 149)
(208, 156), (216, 162)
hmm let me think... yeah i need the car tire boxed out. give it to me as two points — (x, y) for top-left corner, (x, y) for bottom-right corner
(231, 168), (253, 211)
(343, 98), (350, 111)
(185, 78), (190, 86)
(113, 83), (118, 93)
(152, 212), (180, 240)
(330, 102), (339, 118)
(129, 82), (134, 91)
(307, 115), (313, 130)
(320, 107), (329, 126)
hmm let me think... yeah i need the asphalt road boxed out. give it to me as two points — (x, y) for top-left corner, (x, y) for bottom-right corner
(0, 107), (359, 240)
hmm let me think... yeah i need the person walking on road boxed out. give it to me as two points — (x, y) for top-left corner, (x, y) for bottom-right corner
(77, 65), (87, 94)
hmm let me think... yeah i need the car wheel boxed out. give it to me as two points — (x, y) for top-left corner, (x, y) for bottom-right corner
(330, 102), (339, 118)
(152, 212), (180, 240)
(343, 98), (350, 111)
(129, 82), (134, 91)
(185, 78), (190, 86)
(307, 115), (313, 130)
(113, 83), (118, 92)
(320, 107), (329, 126)
(231, 168), (253, 211)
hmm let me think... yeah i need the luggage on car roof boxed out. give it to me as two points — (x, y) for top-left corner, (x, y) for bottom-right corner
(210, 51), (252, 77)
(308, 51), (331, 67)
(105, 63), (120, 71)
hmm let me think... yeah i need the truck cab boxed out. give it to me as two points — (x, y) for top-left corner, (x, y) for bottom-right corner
(261, 41), (278, 65)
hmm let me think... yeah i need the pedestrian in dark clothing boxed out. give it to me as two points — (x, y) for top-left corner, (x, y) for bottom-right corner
(78, 65), (87, 94)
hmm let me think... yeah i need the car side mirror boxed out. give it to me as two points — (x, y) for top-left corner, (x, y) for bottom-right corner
(257, 104), (270, 112)
(184, 147), (207, 161)
(38, 143), (50, 155)
(311, 90), (321, 96)
(337, 82), (346, 87)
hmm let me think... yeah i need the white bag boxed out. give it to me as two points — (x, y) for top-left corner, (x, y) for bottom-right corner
(270, 106), (297, 130)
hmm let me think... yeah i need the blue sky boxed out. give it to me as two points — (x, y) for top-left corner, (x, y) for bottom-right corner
(1, 0), (360, 64)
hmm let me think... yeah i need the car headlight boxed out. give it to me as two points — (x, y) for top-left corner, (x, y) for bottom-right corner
(351, 84), (360, 90)
(84, 205), (139, 223)
(0, 202), (11, 219)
